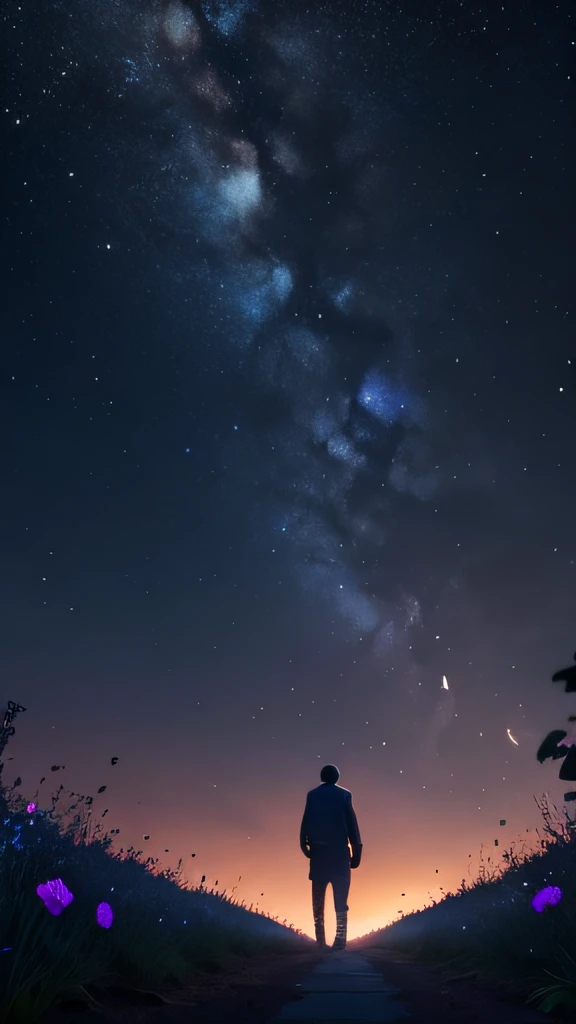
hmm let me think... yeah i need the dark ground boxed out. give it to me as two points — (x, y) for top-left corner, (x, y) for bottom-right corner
(44, 945), (561, 1024)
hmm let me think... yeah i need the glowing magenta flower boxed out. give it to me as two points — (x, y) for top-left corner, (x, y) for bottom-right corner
(27, 802), (37, 814)
(96, 902), (114, 929)
(36, 879), (74, 916)
(531, 885), (562, 913)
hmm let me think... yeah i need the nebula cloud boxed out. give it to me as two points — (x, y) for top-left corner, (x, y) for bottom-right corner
(66, 0), (480, 667)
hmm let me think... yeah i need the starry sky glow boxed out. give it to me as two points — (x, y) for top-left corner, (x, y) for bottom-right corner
(1, 0), (574, 938)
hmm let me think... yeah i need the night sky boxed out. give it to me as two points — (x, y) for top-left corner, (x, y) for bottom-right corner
(1, 0), (574, 938)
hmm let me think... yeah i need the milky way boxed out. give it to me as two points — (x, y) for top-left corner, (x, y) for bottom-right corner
(58, 0), (478, 679)
(3, 0), (575, 935)
(26, 0), (570, 758)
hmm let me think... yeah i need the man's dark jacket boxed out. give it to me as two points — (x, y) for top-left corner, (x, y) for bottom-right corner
(300, 783), (362, 878)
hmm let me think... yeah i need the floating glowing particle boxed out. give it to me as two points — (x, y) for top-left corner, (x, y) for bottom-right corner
(442, 675), (449, 690)
(507, 728), (519, 746)
(26, 802), (36, 813)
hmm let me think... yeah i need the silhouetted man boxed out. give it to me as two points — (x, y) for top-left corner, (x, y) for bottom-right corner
(300, 764), (362, 950)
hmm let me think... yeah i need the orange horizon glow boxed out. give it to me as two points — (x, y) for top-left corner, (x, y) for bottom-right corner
(114, 780), (554, 943)
(7, 701), (568, 947)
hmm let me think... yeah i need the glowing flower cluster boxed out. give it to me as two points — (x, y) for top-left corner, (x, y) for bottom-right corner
(531, 885), (562, 912)
(96, 902), (114, 929)
(37, 880), (115, 928)
(36, 879), (74, 917)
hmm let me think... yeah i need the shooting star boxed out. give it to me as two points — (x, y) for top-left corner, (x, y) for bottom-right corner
(426, 674), (455, 758)
(507, 728), (519, 746)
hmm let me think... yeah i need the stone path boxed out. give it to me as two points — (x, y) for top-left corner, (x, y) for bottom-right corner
(269, 950), (410, 1022)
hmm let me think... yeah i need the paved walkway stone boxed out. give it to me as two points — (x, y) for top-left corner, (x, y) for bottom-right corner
(270, 950), (410, 1022)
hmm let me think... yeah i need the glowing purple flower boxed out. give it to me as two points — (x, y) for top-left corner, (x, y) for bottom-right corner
(26, 802), (37, 814)
(531, 885), (562, 913)
(96, 902), (114, 929)
(36, 879), (74, 916)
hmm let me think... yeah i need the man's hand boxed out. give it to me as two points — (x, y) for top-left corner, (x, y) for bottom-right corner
(301, 843), (311, 859)
(350, 843), (362, 869)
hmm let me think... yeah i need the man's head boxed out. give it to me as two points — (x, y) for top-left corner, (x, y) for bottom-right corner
(320, 764), (340, 784)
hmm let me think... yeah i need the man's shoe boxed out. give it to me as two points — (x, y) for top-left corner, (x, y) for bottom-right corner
(333, 910), (347, 950)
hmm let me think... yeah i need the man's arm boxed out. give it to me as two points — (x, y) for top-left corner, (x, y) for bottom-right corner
(300, 797), (311, 858)
(345, 792), (363, 868)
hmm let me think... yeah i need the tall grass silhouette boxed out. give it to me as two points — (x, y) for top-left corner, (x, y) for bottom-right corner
(357, 795), (576, 1013)
(0, 778), (307, 1022)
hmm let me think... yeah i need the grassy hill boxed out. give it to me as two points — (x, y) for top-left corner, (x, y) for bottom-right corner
(355, 795), (576, 1014)
(0, 780), (308, 1022)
